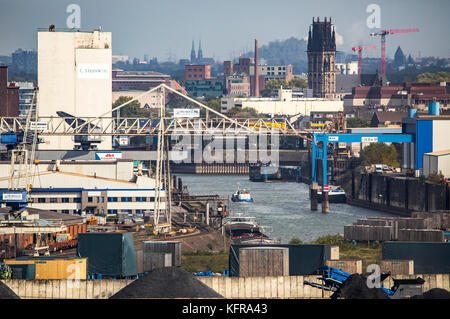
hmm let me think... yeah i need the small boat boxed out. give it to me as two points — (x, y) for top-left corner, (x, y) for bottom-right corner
(224, 213), (279, 244)
(317, 186), (347, 203)
(231, 189), (254, 202)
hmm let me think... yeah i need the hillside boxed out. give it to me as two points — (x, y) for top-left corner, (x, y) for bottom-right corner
(242, 37), (308, 73)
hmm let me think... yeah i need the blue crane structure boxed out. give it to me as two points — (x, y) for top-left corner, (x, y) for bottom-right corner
(311, 132), (413, 212)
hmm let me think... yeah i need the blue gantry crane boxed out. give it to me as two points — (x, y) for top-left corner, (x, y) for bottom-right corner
(310, 133), (413, 212)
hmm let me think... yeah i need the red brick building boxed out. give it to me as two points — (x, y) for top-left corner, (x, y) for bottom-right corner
(0, 66), (19, 117)
(185, 64), (211, 81)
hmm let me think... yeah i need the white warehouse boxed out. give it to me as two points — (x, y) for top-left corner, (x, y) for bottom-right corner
(0, 160), (165, 216)
(221, 88), (343, 116)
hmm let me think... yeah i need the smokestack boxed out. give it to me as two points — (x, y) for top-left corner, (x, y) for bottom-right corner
(254, 39), (259, 97)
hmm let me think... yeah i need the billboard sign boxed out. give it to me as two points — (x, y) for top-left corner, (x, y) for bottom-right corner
(173, 109), (200, 118)
(95, 152), (122, 160)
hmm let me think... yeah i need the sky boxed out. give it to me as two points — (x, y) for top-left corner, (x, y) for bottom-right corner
(0, 0), (449, 62)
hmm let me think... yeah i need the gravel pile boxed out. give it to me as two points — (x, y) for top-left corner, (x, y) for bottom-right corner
(411, 288), (450, 299)
(110, 267), (223, 299)
(0, 281), (20, 299)
(332, 274), (389, 299)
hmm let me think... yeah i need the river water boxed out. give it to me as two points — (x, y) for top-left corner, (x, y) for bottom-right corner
(176, 174), (398, 244)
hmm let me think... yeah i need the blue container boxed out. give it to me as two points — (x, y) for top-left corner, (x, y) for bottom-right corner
(0, 133), (18, 145)
(428, 101), (440, 116)
(408, 108), (417, 118)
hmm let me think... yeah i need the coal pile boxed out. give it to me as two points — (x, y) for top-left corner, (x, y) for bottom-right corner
(0, 281), (20, 299)
(332, 274), (389, 299)
(411, 288), (450, 299)
(110, 267), (223, 299)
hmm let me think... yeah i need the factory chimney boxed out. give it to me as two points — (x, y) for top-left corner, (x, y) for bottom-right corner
(254, 39), (259, 97)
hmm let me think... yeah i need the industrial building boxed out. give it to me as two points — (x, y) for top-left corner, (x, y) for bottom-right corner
(37, 28), (112, 150)
(220, 87), (343, 116)
(0, 66), (19, 117)
(402, 101), (450, 177)
(0, 159), (165, 216)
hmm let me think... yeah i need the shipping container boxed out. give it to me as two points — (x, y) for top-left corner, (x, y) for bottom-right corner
(77, 232), (137, 277)
(326, 260), (362, 274)
(143, 241), (181, 267)
(7, 263), (36, 279)
(380, 260), (414, 275)
(239, 247), (289, 277)
(143, 252), (172, 272)
(229, 244), (332, 277)
(5, 257), (86, 279)
(398, 229), (444, 242)
(330, 246), (339, 260)
(382, 242), (450, 274)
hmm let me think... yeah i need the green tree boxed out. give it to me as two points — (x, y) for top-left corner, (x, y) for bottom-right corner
(417, 71), (450, 83)
(360, 143), (400, 168)
(112, 96), (149, 117)
(346, 117), (371, 128)
(260, 79), (288, 97)
(288, 78), (307, 89)
(288, 237), (303, 244)
(226, 107), (260, 118)
(426, 171), (445, 184)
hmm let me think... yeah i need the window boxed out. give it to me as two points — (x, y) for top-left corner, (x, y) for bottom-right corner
(88, 197), (93, 202)
(108, 197), (117, 202)
(141, 197), (147, 202)
(62, 210), (69, 214)
(50, 198), (57, 203)
(62, 198), (70, 203)
(38, 198), (46, 203)
(73, 198), (81, 203)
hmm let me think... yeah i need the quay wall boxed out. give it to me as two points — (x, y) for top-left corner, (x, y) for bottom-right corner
(350, 173), (450, 215)
(3, 273), (450, 298)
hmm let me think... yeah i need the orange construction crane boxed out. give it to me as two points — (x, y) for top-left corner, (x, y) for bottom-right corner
(370, 28), (419, 74)
(352, 45), (377, 75)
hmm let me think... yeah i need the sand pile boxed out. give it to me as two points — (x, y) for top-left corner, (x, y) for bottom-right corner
(332, 274), (389, 299)
(0, 281), (20, 299)
(110, 267), (223, 299)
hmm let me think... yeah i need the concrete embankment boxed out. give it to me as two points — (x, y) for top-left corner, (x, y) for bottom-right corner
(348, 172), (450, 216)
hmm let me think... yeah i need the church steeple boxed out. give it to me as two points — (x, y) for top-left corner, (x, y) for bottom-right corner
(190, 40), (196, 63)
(197, 39), (203, 60)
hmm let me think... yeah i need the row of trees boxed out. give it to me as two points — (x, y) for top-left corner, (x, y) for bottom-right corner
(416, 71), (450, 83)
(260, 78), (307, 97)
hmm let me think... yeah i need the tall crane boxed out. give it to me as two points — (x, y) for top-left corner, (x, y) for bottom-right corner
(352, 45), (376, 75)
(370, 28), (419, 74)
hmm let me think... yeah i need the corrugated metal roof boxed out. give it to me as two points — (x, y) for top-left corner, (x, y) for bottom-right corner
(425, 149), (450, 156)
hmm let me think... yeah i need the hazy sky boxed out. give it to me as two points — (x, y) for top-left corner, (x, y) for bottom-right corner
(1, 0), (449, 61)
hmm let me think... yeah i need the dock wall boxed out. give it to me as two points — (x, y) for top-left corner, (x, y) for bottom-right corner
(3, 273), (450, 298)
(350, 173), (450, 215)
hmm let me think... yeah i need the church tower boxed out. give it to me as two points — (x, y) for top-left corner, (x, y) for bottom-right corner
(197, 40), (203, 60)
(190, 40), (196, 63)
(307, 17), (336, 98)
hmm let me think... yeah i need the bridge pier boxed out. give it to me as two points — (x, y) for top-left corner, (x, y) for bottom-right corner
(310, 182), (318, 211)
(322, 191), (329, 214)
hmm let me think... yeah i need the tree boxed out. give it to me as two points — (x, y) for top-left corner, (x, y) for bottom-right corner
(112, 96), (148, 117)
(288, 237), (303, 244)
(346, 117), (371, 128)
(417, 71), (450, 83)
(288, 78), (307, 89)
(260, 79), (288, 97)
(426, 171), (445, 184)
(360, 143), (400, 168)
(226, 107), (260, 118)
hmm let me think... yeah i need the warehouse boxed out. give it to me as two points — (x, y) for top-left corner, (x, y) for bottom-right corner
(423, 149), (450, 178)
(220, 88), (343, 116)
(0, 159), (165, 216)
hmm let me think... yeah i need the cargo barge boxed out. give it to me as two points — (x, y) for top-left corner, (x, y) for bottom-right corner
(249, 163), (301, 182)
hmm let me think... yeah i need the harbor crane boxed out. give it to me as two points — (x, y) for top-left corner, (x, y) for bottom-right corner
(351, 45), (376, 75)
(370, 28), (419, 74)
